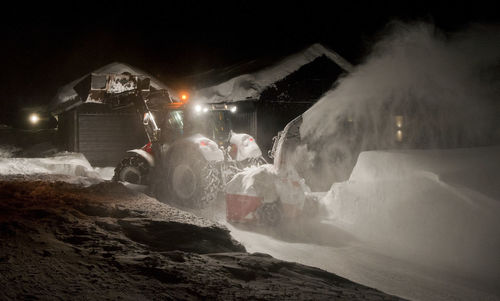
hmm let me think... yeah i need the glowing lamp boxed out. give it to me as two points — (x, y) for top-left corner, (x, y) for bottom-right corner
(29, 113), (40, 124)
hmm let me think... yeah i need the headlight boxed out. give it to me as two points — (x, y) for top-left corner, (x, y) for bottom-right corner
(195, 104), (210, 114)
(230, 105), (237, 113)
(29, 113), (40, 124)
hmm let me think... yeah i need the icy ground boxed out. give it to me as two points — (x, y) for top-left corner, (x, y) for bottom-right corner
(0, 148), (399, 300)
(227, 146), (500, 301)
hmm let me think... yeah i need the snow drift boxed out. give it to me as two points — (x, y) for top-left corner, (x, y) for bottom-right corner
(0, 151), (113, 184)
(0, 145), (21, 158)
(324, 146), (500, 287)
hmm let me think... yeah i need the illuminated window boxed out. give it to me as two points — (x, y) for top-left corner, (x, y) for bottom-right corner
(395, 115), (403, 128)
(396, 129), (403, 142)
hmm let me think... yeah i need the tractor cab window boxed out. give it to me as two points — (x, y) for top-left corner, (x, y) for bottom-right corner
(162, 110), (184, 143)
(209, 110), (232, 146)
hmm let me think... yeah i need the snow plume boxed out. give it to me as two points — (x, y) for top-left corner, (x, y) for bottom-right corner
(299, 22), (500, 188)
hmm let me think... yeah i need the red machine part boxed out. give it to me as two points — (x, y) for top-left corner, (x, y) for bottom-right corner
(141, 142), (153, 154)
(226, 193), (262, 223)
(229, 144), (238, 159)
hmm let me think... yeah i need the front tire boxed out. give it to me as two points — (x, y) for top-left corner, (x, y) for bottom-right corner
(112, 155), (150, 185)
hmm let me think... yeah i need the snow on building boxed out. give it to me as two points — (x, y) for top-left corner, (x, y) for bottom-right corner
(49, 62), (175, 167)
(190, 43), (352, 158)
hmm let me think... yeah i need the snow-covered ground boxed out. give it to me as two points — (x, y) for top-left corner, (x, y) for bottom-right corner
(228, 146), (500, 301)
(2, 144), (499, 300)
(0, 145), (400, 300)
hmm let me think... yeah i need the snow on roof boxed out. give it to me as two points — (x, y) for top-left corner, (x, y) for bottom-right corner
(50, 62), (176, 113)
(192, 43), (353, 104)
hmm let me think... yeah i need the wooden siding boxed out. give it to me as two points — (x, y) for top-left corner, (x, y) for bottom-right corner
(77, 113), (146, 167)
(230, 110), (257, 139)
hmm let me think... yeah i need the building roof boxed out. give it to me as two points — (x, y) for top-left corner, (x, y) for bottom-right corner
(191, 43), (353, 104)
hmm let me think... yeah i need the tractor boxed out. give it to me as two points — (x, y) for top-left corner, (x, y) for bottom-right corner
(99, 74), (266, 208)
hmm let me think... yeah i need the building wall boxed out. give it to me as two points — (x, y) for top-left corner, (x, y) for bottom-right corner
(57, 104), (147, 167)
(229, 101), (258, 138)
(57, 109), (78, 152)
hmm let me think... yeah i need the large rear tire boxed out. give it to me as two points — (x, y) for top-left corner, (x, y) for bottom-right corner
(160, 148), (222, 209)
(112, 155), (150, 185)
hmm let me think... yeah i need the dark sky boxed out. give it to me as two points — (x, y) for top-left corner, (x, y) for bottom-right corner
(1, 1), (499, 122)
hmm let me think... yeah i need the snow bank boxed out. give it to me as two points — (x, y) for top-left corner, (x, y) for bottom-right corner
(0, 145), (21, 158)
(0, 152), (114, 184)
(93, 166), (115, 180)
(324, 146), (500, 281)
(193, 44), (352, 103)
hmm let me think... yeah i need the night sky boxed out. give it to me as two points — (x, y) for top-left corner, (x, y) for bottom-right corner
(1, 1), (499, 123)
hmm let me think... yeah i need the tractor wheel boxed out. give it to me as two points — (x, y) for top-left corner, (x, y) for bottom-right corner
(113, 155), (150, 185)
(164, 150), (222, 209)
(256, 201), (283, 226)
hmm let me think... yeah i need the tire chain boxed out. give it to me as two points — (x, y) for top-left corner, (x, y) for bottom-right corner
(199, 162), (222, 208)
(196, 157), (266, 208)
(112, 155), (150, 184)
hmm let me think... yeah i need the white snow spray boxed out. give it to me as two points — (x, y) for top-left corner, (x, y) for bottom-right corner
(297, 22), (500, 190)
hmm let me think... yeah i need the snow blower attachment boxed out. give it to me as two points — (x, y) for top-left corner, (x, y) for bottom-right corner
(225, 116), (320, 226)
(81, 72), (266, 209)
(225, 165), (319, 226)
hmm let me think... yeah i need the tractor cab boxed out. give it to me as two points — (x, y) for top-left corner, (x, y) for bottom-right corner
(160, 102), (237, 147)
